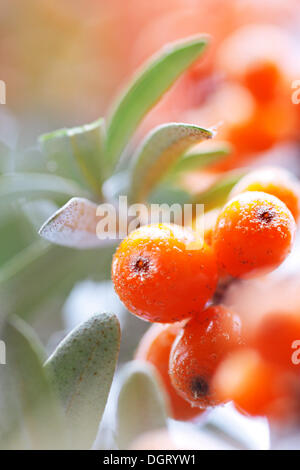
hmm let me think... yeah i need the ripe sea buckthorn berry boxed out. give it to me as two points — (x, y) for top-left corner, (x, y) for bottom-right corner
(230, 167), (300, 221)
(213, 191), (296, 279)
(243, 60), (283, 103)
(112, 223), (218, 323)
(135, 323), (205, 421)
(252, 311), (300, 372)
(169, 305), (242, 408)
(212, 348), (292, 419)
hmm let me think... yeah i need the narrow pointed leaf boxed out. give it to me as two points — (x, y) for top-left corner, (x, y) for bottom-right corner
(0, 239), (50, 285)
(45, 313), (120, 450)
(116, 361), (169, 450)
(192, 171), (244, 211)
(39, 197), (108, 249)
(39, 118), (105, 198)
(0, 243), (114, 321)
(106, 35), (209, 171)
(129, 123), (213, 202)
(0, 172), (88, 206)
(3, 316), (68, 449)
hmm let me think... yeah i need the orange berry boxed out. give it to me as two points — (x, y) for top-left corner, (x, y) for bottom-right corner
(213, 348), (293, 419)
(217, 24), (293, 105)
(243, 60), (282, 103)
(169, 305), (242, 408)
(213, 191), (296, 278)
(227, 99), (295, 155)
(112, 223), (218, 323)
(136, 323), (205, 421)
(230, 167), (300, 221)
(252, 311), (300, 372)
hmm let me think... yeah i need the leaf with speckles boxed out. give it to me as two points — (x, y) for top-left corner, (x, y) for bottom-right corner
(39, 197), (110, 249)
(44, 313), (120, 450)
(128, 123), (213, 203)
(115, 361), (169, 450)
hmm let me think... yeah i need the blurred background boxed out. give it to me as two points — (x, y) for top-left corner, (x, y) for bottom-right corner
(1, 0), (300, 450)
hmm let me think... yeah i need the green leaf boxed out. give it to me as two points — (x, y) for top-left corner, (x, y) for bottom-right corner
(0, 204), (42, 268)
(3, 316), (67, 449)
(0, 239), (50, 285)
(116, 361), (169, 450)
(129, 123), (213, 203)
(39, 118), (105, 199)
(0, 243), (115, 321)
(105, 35), (209, 172)
(149, 184), (191, 205)
(14, 147), (47, 173)
(22, 199), (59, 231)
(0, 172), (88, 206)
(45, 313), (120, 450)
(169, 143), (231, 178)
(39, 197), (107, 249)
(192, 171), (244, 211)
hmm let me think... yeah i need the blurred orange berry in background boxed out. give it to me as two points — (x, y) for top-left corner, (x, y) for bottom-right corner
(229, 167), (300, 221)
(213, 191), (296, 278)
(135, 323), (205, 421)
(112, 223), (218, 323)
(213, 348), (299, 421)
(216, 24), (296, 102)
(169, 305), (243, 408)
(252, 311), (300, 372)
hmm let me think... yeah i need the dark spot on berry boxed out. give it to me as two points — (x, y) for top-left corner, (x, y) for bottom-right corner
(257, 207), (275, 223)
(190, 376), (209, 398)
(133, 256), (150, 273)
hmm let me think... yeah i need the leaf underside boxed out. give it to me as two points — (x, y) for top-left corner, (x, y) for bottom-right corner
(129, 123), (213, 203)
(39, 197), (107, 249)
(116, 361), (169, 450)
(45, 313), (120, 450)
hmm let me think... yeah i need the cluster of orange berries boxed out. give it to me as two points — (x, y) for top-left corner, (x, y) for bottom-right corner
(112, 166), (300, 423)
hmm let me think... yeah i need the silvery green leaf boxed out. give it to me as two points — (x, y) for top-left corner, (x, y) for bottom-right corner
(0, 242), (114, 322)
(0, 172), (88, 206)
(3, 316), (67, 449)
(39, 118), (105, 199)
(105, 35), (209, 172)
(129, 123), (213, 202)
(39, 197), (108, 249)
(45, 313), (120, 450)
(115, 361), (169, 450)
